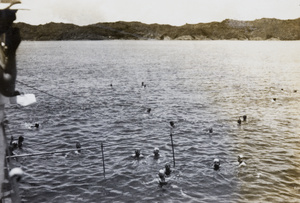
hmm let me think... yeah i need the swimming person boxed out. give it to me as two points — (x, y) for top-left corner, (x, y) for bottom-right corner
(147, 108), (151, 113)
(64, 142), (82, 158)
(10, 136), (17, 148)
(153, 147), (160, 159)
(238, 155), (246, 167)
(242, 115), (247, 122)
(18, 136), (24, 149)
(208, 127), (213, 133)
(237, 117), (242, 125)
(75, 142), (81, 154)
(158, 169), (167, 186)
(169, 121), (175, 134)
(164, 163), (171, 176)
(31, 122), (39, 128)
(132, 149), (144, 159)
(10, 135), (24, 149)
(213, 158), (220, 170)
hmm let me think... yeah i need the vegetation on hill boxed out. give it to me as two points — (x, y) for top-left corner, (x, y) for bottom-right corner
(14, 18), (300, 40)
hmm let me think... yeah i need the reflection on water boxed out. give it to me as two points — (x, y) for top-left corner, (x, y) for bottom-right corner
(5, 40), (300, 202)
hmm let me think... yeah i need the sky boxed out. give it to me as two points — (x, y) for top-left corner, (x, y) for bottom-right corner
(13, 0), (300, 26)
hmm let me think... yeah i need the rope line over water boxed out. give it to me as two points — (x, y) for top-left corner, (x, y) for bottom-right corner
(6, 146), (101, 159)
(16, 80), (80, 107)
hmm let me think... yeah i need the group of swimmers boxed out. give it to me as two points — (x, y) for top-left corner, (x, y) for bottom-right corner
(9, 135), (24, 155)
(213, 116), (247, 170)
(130, 117), (248, 185)
(8, 122), (39, 156)
(132, 147), (172, 185)
(132, 145), (246, 185)
(213, 154), (246, 171)
(237, 115), (247, 125)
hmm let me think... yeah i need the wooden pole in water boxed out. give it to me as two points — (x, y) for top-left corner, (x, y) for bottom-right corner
(170, 133), (175, 167)
(101, 142), (106, 178)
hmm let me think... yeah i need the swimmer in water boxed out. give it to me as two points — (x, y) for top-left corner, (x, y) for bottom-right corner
(75, 142), (81, 154)
(158, 169), (167, 186)
(169, 121), (175, 133)
(238, 155), (246, 167)
(18, 136), (24, 149)
(242, 115), (247, 122)
(132, 149), (144, 159)
(31, 123), (39, 128)
(237, 117), (242, 125)
(10, 136), (24, 149)
(10, 136), (18, 149)
(208, 127), (213, 133)
(213, 158), (220, 170)
(64, 142), (82, 158)
(147, 108), (151, 113)
(153, 147), (160, 159)
(164, 163), (171, 176)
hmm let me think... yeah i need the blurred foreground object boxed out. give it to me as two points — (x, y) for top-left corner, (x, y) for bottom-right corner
(0, 1), (21, 98)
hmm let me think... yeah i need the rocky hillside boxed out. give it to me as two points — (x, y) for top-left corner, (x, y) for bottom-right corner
(14, 18), (300, 40)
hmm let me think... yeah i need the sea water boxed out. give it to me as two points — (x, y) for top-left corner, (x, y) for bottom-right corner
(5, 40), (300, 202)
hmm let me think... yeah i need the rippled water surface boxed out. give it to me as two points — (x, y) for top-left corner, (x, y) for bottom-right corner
(5, 40), (300, 202)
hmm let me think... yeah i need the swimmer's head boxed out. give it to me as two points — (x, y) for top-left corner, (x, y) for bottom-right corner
(76, 142), (81, 153)
(135, 149), (141, 158)
(213, 158), (220, 170)
(170, 121), (175, 128)
(209, 128), (213, 133)
(158, 169), (165, 182)
(10, 136), (17, 148)
(35, 123), (39, 128)
(153, 147), (159, 157)
(18, 136), (24, 143)
(243, 115), (247, 121)
(147, 108), (151, 113)
(237, 117), (242, 125)
(18, 136), (24, 148)
(238, 155), (243, 163)
(165, 163), (171, 175)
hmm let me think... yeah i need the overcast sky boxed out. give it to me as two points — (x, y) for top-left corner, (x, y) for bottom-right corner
(15, 0), (300, 26)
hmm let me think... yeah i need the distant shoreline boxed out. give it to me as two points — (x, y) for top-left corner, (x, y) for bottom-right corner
(14, 18), (300, 41)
